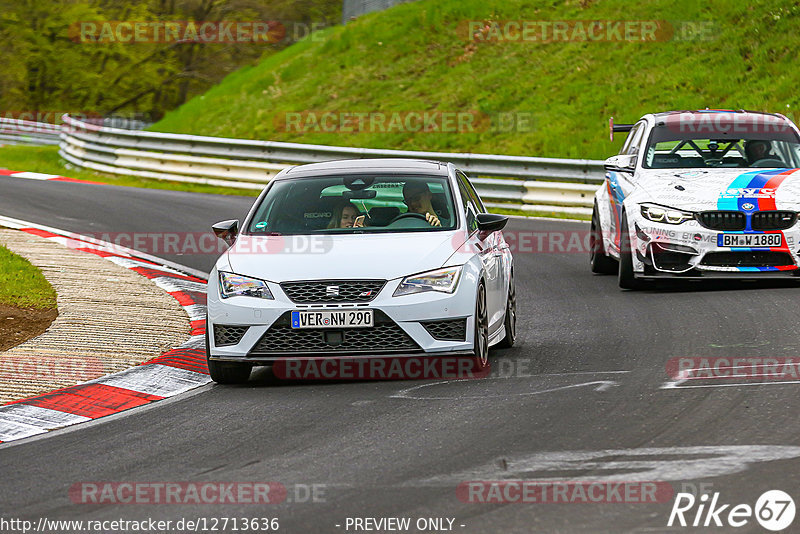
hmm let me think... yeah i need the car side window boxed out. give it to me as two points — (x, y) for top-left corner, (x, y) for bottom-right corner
(620, 123), (642, 155)
(625, 122), (646, 156)
(457, 174), (479, 233)
(460, 172), (486, 213)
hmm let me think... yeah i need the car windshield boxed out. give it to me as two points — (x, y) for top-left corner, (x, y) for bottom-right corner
(643, 113), (800, 169)
(246, 174), (457, 235)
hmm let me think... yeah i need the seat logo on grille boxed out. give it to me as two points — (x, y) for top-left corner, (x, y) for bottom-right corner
(741, 202), (756, 211)
(326, 285), (340, 296)
(360, 290), (373, 297)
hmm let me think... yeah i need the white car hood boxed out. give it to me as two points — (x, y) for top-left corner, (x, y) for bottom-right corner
(636, 168), (800, 211)
(224, 231), (462, 282)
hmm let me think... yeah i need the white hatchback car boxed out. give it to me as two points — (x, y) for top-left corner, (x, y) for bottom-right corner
(206, 159), (515, 383)
(593, 110), (800, 289)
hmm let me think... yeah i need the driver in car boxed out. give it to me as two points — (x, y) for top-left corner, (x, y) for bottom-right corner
(402, 182), (442, 227)
(743, 140), (775, 166)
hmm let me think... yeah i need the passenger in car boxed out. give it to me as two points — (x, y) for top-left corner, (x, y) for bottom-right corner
(327, 201), (364, 228)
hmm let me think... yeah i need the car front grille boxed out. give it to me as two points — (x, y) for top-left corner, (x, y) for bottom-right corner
(249, 310), (420, 355)
(280, 280), (386, 303)
(751, 211), (797, 230)
(421, 318), (468, 341)
(696, 211), (746, 230)
(700, 251), (794, 268)
(214, 324), (249, 346)
(696, 210), (797, 231)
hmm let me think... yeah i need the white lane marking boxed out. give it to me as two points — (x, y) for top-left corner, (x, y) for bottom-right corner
(528, 370), (630, 376)
(0, 421), (48, 442)
(22, 234), (131, 258)
(106, 256), (183, 274)
(662, 380), (800, 390)
(0, 404), (91, 426)
(179, 335), (206, 349)
(0, 405), (92, 442)
(183, 304), (207, 322)
(89, 364), (211, 398)
(661, 362), (800, 390)
(10, 172), (61, 180)
(391, 378), (620, 400)
(660, 377), (689, 389)
(414, 445), (800, 485)
(153, 277), (207, 294)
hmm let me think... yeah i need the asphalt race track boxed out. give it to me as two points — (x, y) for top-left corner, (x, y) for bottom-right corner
(2, 176), (800, 533)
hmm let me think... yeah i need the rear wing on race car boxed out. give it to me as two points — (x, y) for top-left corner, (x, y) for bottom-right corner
(608, 117), (634, 141)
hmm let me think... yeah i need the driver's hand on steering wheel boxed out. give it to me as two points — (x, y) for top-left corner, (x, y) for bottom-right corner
(425, 212), (441, 227)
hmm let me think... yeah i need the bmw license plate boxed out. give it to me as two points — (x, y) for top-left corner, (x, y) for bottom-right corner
(291, 310), (374, 329)
(718, 233), (783, 247)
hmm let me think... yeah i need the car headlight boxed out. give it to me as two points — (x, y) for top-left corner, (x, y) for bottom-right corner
(393, 266), (462, 297)
(219, 272), (274, 299)
(640, 204), (695, 225)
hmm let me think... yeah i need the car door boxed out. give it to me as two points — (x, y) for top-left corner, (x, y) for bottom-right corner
(607, 121), (645, 250)
(457, 172), (504, 332)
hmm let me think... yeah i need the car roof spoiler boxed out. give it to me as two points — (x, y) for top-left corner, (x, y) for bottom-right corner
(609, 117), (634, 141)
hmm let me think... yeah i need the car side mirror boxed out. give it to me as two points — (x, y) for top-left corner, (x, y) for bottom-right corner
(604, 154), (637, 173)
(212, 219), (239, 246)
(476, 213), (508, 239)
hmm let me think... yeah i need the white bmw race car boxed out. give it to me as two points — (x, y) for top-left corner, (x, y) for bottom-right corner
(591, 109), (800, 289)
(205, 159), (515, 383)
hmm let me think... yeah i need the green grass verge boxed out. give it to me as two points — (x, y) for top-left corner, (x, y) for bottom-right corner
(0, 145), (259, 197)
(151, 0), (800, 160)
(0, 243), (57, 310)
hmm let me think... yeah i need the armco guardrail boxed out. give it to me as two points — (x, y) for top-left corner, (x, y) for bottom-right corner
(58, 115), (603, 216)
(4, 114), (603, 216)
(0, 118), (61, 146)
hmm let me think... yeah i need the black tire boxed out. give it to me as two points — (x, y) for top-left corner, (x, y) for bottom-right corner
(470, 282), (490, 371)
(590, 205), (618, 274)
(618, 215), (642, 290)
(497, 272), (516, 349)
(205, 320), (252, 384)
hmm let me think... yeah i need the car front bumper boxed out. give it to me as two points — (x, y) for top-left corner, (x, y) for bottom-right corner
(206, 268), (478, 363)
(630, 216), (800, 277)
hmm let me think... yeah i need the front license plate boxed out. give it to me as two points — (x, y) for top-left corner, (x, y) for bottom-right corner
(718, 234), (783, 247)
(291, 310), (374, 329)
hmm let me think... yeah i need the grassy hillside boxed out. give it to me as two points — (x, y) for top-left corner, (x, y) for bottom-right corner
(152, 0), (800, 159)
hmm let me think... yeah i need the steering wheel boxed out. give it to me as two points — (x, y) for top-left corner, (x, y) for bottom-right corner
(389, 212), (429, 224)
(751, 158), (785, 168)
